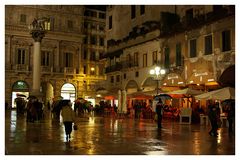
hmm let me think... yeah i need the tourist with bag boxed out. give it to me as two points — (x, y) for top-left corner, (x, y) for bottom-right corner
(61, 100), (75, 141)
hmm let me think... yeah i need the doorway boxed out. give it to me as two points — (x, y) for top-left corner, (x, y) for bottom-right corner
(61, 83), (76, 109)
(11, 81), (29, 108)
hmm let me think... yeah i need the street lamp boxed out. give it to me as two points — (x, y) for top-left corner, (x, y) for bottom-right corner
(90, 67), (95, 75)
(150, 66), (166, 95)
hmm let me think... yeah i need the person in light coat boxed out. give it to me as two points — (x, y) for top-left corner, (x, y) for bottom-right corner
(61, 100), (75, 141)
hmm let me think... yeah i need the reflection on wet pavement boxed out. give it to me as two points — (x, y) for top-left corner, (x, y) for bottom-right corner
(5, 110), (235, 155)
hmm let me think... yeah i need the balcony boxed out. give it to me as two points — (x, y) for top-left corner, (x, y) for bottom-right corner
(121, 61), (139, 69)
(14, 64), (29, 73)
(41, 66), (53, 74)
(64, 67), (76, 75)
(105, 63), (122, 73)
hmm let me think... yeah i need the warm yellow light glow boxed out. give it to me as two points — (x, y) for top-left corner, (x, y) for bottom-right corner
(155, 66), (160, 72)
(205, 81), (219, 86)
(150, 67), (165, 75)
(91, 67), (95, 71)
(150, 69), (155, 75)
(160, 69), (166, 75)
(208, 79), (214, 82)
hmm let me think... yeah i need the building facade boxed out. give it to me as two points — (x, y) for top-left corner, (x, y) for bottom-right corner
(103, 5), (235, 109)
(5, 5), (107, 107)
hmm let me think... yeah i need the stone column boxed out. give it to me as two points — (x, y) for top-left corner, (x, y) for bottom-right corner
(32, 41), (41, 95)
(55, 41), (60, 72)
(6, 35), (12, 69)
(96, 65), (99, 76)
(30, 23), (46, 97)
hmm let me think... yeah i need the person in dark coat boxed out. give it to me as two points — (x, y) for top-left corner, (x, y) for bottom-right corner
(227, 101), (235, 133)
(208, 101), (219, 137)
(156, 98), (163, 129)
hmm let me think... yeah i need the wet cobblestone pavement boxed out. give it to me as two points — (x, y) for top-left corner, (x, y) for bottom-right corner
(5, 110), (235, 155)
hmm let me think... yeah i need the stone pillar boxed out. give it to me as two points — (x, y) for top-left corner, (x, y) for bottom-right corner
(118, 90), (122, 112)
(6, 35), (12, 69)
(55, 41), (60, 72)
(122, 90), (127, 113)
(32, 41), (41, 95)
(30, 20), (46, 97)
(96, 65), (99, 76)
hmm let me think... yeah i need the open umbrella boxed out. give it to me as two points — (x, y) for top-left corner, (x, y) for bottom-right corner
(27, 95), (37, 100)
(17, 94), (27, 98)
(154, 94), (172, 100)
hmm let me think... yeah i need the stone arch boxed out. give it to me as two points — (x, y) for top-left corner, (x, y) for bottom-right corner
(11, 80), (30, 108)
(60, 83), (76, 103)
(12, 80), (29, 92)
(41, 81), (54, 105)
(141, 77), (156, 91)
(124, 80), (139, 93)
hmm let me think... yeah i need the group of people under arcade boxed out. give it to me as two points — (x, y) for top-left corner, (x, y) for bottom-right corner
(13, 94), (235, 138)
(14, 96), (44, 122)
(207, 100), (235, 136)
(154, 98), (235, 135)
(133, 101), (180, 120)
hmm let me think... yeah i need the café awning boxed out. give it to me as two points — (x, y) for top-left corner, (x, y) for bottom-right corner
(167, 88), (203, 96)
(195, 87), (235, 100)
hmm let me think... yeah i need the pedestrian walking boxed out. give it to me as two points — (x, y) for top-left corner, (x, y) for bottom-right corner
(227, 101), (235, 133)
(156, 98), (163, 129)
(61, 100), (75, 141)
(207, 101), (219, 137)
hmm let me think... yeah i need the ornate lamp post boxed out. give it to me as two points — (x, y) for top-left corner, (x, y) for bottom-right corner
(150, 66), (166, 95)
(29, 17), (50, 97)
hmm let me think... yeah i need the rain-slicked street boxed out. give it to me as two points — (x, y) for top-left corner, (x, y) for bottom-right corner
(5, 110), (235, 155)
